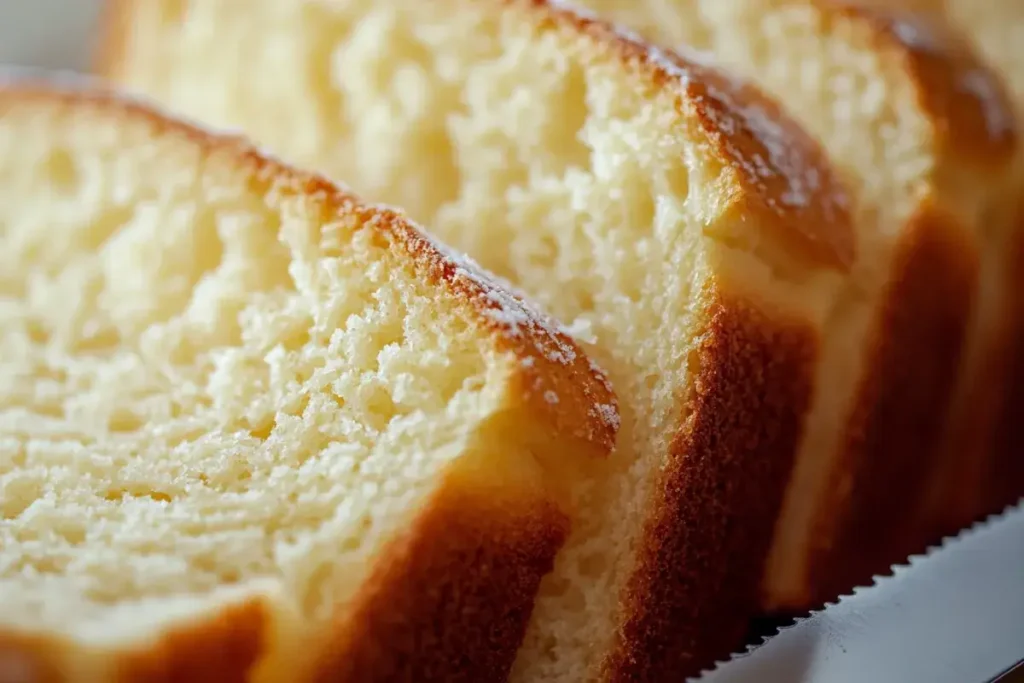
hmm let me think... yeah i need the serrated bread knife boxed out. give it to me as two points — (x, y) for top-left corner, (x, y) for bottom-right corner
(698, 502), (1024, 683)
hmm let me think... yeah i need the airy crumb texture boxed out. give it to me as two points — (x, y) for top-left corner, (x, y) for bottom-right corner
(0, 85), (617, 683)
(99, 0), (856, 679)
(572, 0), (1020, 606)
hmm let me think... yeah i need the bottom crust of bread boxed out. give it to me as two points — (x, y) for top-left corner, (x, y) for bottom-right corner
(808, 202), (978, 603)
(599, 285), (818, 681)
(0, 481), (568, 683)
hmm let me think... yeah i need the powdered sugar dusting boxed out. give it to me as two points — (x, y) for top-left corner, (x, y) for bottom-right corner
(591, 402), (621, 432)
(588, 356), (616, 396)
(560, 315), (598, 345)
(396, 215), (586, 364)
(393, 216), (618, 440)
(405, 224), (620, 446)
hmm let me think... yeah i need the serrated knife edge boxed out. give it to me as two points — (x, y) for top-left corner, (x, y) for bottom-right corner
(695, 500), (1024, 683)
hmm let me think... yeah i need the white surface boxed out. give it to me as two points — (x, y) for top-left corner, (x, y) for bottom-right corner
(704, 503), (1024, 683)
(2, 4), (1022, 683)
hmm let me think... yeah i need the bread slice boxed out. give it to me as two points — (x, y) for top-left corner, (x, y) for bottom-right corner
(561, 0), (1020, 605)
(0, 82), (619, 683)
(905, 0), (1024, 536)
(96, 0), (857, 677)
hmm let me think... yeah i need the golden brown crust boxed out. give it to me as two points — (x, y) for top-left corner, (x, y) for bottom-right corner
(312, 478), (568, 683)
(808, 202), (978, 601)
(600, 287), (819, 680)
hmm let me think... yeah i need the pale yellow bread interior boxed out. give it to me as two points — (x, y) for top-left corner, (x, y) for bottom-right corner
(97, 0), (856, 678)
(0, 84), (619, 682)
(568, 0), (1019, 604)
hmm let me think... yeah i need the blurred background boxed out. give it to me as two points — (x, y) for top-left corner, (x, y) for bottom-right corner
(0, 0), (103, 69)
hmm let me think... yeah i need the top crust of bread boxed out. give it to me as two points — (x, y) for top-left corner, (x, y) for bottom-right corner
(0, 82), (620, 683)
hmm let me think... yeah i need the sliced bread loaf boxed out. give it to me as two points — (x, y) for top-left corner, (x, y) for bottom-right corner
(568, 0), (1021, 606)
(97, 0), (855, 677)
(0, 82), (619, 683)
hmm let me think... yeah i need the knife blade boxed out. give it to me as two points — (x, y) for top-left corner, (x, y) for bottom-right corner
(698, 501), (1024, 683)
